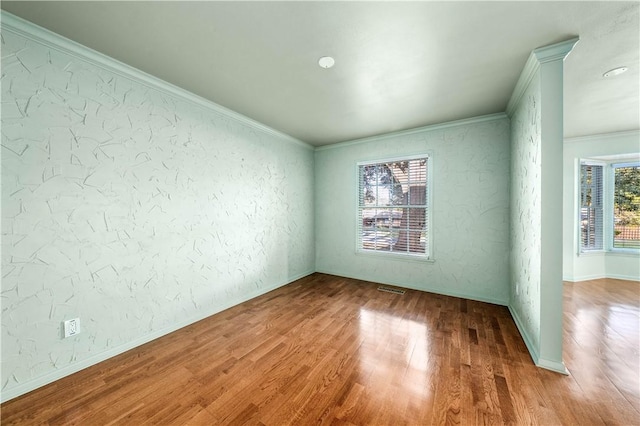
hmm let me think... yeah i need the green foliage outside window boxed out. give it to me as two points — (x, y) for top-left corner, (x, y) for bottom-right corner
(614, 164), (640, 248)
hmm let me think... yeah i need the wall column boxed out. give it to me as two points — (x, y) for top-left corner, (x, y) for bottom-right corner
(507, 37), (578, 374)
(536, 40), (578, 372)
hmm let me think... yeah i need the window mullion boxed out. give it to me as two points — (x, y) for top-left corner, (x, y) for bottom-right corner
(604, 164), (614, 251)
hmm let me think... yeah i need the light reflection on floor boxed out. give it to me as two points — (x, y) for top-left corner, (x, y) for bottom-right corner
(358, 307), (432, 399)
(563, 279), (640, 406)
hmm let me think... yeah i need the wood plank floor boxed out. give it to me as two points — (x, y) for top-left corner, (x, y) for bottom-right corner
(1, 274), (639, 425)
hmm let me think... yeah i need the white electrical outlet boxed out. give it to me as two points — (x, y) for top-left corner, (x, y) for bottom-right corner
(63, 318), (80, 338)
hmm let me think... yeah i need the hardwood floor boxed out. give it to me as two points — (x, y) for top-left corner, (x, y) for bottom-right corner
(1, 274), (639, 425)
(562, 278), (639, 424)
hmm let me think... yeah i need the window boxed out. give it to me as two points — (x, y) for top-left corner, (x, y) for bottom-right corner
(579, 163), (604, 251)
(357, 155), (431, 258)
(613, 163), (640, 249)
(578, 159), (640, 253)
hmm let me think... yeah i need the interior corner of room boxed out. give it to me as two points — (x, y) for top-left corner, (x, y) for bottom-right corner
(0, 2), (638, 417)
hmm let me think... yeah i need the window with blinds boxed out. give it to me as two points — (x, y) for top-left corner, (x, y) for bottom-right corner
(613, 162), (640, 250)
(580, 163), (604, 251)
(357, 156), (430, 258)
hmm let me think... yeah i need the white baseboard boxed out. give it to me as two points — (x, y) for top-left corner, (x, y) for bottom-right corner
(314, 268), (509, 306)
(602, 274), (640, 282)
(507, 305), (539, 364)
(563, 273), (605, 282)
(508, 305), (569, 375)
(564, 274), (640, 282)
(0, 270), (314, 403)
(537, 357), (569, 375)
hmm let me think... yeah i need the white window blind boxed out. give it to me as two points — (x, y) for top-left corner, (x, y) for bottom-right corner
(357, 156), (430, 258)
(580, 163), (604, 251)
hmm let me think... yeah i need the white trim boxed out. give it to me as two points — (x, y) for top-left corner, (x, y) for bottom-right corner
(608, 249), (640, 257)
(356, 153), (429, 167)
(316, 269), (508, 306)
(315, 113), (508, 152)
(579, 159), (608, 167)
(355, 155), (433, 260)
(576, 250), (606, 257)
(506, 52), (540, 116)
(601, 273), (640, 282)
(427, 153), (435, 261)
(507, 37), (579, 116)
(0, 270), (315, 403)
(537, 358), (569, 375)
(563, 274), (605, 281)
(532, 37), (580, 64)
(564, 273), (640, 283)
(611, 161), (640, 169)
(508, 306), (539, 364)
(0, 11), (312, 151)
(577, 162), (605, 253)
(354, 249), (435, 263)
(606, 163), (615, 252)
(576, 158), (640, 255)
(564, 130), (640, 145)
(508, 305), (568, 374)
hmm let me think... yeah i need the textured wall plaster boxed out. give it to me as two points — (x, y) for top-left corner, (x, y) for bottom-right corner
(315, 117), (511, 305)
(1, 27), (314, 398)
(509, 73), (542, 351)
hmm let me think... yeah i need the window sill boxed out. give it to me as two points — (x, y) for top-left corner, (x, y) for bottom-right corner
(608, 249), (640, 257)
(578, 250), (605, 257)
(355, 249), (435, 263)
(578, 249), (639, 257)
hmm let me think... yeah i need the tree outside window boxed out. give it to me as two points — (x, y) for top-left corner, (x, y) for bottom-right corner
(358, 156), (430, 258)
(613, 164), (640, 249)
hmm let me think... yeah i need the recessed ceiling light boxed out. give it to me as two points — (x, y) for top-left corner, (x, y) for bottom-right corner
(603, 67), (628, 77)
(318, 56), (335, 69)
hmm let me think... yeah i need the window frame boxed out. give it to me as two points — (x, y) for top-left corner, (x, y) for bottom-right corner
(577, 158), (640, 255)
(355, 154), (433, 261)
(578, 161), (605, 253)
(610, 161), (640, 253)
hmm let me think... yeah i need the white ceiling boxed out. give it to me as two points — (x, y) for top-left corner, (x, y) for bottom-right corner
(2, 1), (638, 146)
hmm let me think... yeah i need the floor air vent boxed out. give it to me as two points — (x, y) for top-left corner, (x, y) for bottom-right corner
(377, 287), (405, 295)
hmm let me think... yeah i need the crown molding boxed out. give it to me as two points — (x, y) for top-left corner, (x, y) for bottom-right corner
(564, 129), (640, 144)
(533, 37), (580, 64)
(0, 11), (313, 151)
(314, 113), (509, 152)
(505, 52), (541, 117)
(506, 37), (579, 117)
